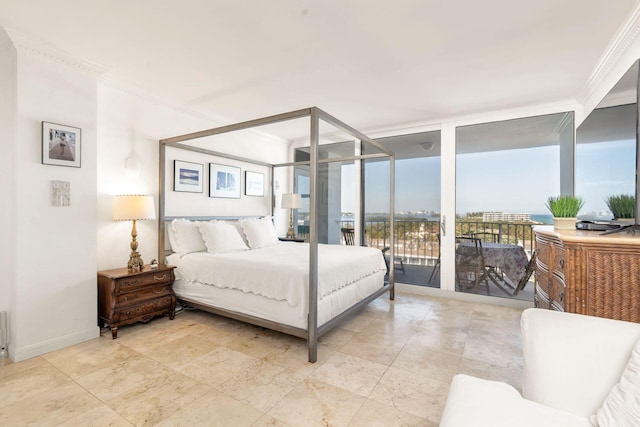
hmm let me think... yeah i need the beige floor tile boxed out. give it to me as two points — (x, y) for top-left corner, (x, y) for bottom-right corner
(462, 334), (523, 367)
(268, 378), (366, 427)
(105, 371), (212, 426)
(348, 399), (436, 427)
(0, 380), (102, 425)
(310, 351), (388, 396)
(1, 293), (524, 426)
(262, 336), (338, 376)
(0, 358), (71, 408)
(337, 310), (378, 332)
(57, 404), (134, 426)
(251, 414), (294, 426)
(369, 366), (449, 424)
(177, 346), (258, 387)
(140, 333), (220, 369)
(75, 354), (173, 402)
(458, 356), (524, 392)
(340, 330), (407, 365)
(219, 359), (305, 411)
(392, 342), (461, 384)
(408, 322), (469, 354)
(226, 327), (295, 359)
(43, 338), (142, 379)
(154, 390), (264, 427)
(0, 355), (49, 378)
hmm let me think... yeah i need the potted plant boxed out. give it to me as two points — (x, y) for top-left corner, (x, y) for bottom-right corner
(605, 194), (635, 222)
(546, 195), (584, 230)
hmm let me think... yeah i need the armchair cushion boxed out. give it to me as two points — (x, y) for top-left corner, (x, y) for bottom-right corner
(521, 309), (640, 417)
(593, 337), (640, 427)
(440, 374), (591, 427)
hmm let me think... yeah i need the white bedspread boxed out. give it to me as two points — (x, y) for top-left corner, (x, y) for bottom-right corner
(168, 243), (386, 308)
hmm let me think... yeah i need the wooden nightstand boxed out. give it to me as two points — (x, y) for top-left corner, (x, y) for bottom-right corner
(278, 237), (305, 242)
(97, 264), (176, 339)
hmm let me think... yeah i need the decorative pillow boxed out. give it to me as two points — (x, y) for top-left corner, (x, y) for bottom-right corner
(593, 338), (640, 426)
(199, 221), (249, 254)
(240, 217), (279, 249)
(168, 219), (207, 256)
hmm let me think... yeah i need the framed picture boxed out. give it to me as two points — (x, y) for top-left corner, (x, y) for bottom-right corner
(209, 163), (241, 198)
(245, 171), (264, 197)
(42, 122), (81, 168)
(174, 160), (204, 193)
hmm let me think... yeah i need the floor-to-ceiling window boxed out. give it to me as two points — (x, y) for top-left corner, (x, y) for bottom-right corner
(576, 61), (638, 220)
(455, 112), (574, 301)
(365, 131), (442, 287)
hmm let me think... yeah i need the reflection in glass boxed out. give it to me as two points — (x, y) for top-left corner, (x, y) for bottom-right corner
(455, 112), (574, 301)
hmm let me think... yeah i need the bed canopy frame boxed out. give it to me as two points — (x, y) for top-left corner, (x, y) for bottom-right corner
(158, 107), (395, 362)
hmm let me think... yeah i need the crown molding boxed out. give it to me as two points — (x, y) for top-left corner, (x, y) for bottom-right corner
(0, 28), (16, 56)
(581, 4), (640, 105)
(3, 27), (107, 75)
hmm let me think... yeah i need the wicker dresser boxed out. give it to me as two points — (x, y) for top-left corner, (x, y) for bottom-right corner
(534, 226), (640, 323)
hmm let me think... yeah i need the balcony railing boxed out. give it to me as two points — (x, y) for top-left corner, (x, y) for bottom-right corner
(299, 219), (537, 266)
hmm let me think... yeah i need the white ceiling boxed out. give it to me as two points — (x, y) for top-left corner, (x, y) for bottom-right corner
(0, 0), (638, 139)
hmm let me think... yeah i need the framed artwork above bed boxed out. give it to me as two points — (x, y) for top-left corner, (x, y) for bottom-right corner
(209, 163), (241, 198)
(174, 160), (204, 193)
(244, 171), (264, 197)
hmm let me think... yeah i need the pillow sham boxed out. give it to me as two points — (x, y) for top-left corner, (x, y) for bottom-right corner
(199, 221), (249, 254)
(168, 219), (207, 256)
(592, 337), (640, 426)
(240, 217), (279, 249)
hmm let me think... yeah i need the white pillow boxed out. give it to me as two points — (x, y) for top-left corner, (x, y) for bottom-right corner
(593, 338), (640, 426)
(240, 217), (279, 249)
(199, 221), (249, 254)
(168, 219), (207, 256)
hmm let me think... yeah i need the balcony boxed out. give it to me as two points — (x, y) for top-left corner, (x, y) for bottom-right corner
(299, 219), (536, 301)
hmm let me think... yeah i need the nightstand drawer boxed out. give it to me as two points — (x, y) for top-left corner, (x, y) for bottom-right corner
(117, 285), (171, 304)
(116, 296), (173, 322)
(115, 270), (174, 294)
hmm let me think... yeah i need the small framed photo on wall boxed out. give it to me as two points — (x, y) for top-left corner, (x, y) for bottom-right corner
(174, 160), (204, 193)
(244, 171), (264, 197)
(42, 122), (81, 168)
(209, 163), (241, 198)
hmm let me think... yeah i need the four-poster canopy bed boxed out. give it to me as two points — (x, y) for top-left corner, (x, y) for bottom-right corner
(158, 107), (395, 362)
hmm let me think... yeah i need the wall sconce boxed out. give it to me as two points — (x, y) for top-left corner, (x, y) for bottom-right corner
(113, 195), (156, 271)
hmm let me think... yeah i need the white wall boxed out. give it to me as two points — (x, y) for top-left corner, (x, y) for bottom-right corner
(0, 29), (17, 316)
(97, 82), (289, 270)
(8, 32), (101, 361)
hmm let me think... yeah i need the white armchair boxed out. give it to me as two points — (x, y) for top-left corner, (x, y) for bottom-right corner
(440, 308), (640, 427)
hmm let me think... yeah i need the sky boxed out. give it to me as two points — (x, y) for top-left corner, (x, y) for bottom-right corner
(336, 139), (635, 216)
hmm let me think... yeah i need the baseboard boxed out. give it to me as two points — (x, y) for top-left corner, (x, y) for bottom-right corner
(9, 325), (101, 362)
(395, 283), (534, 310)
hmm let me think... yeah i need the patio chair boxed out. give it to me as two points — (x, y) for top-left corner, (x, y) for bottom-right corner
(382, 247), (405, 275)
(427, 233), (440, 284)
(341, 227), (355, 245)
(455, 236), (490, 295)
(513, 251), (536, 296)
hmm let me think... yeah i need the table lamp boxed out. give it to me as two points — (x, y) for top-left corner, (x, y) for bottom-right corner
(281, 193), (302, 239)
(113, 195), (156, 271)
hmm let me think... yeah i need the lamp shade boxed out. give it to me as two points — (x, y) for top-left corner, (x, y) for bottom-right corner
(113, 195), (156, 221)
(281, 193), (302, 209)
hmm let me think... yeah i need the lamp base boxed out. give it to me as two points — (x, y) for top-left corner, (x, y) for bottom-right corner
(286, 227), (296, 239)
(128, 250), (144, 272)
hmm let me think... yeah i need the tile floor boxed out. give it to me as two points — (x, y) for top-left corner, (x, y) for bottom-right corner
(0, 293), (524, 426)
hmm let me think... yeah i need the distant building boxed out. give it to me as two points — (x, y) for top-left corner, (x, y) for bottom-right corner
(483, 212), (531, 222)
